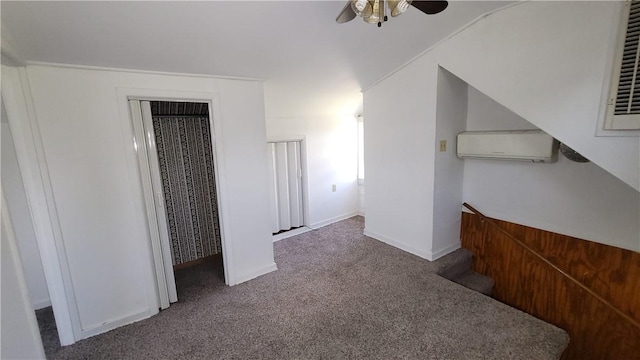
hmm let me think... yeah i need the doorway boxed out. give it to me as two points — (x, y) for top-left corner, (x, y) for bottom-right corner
(129, 99), (226, 309)
(267, 140), (310, 240)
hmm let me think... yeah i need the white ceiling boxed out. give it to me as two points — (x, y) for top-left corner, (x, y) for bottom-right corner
(1, 1), (509, 117)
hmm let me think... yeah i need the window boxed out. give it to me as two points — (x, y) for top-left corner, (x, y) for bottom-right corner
(357, 116), (365, 183)
(606, 0), (640, 130)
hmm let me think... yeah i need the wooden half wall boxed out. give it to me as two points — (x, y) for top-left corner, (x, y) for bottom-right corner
(460, 212), (640, 360)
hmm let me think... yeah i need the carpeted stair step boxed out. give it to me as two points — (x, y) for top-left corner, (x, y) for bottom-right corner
(434, 248), (494, 296)
(454, 270), (494, 296)
(434, 248), (473, 280)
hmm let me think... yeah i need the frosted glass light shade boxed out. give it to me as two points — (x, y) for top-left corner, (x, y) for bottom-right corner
(351, 0), (372, 18)
(388, 0), (412, 17)
(364, 0), (380, 24)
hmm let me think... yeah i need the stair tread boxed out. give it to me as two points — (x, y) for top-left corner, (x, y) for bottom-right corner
(455, 270), (494, 296)
(434, 248), (473, 279)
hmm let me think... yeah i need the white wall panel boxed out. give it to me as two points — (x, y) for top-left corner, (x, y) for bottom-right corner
(1, 119), (50, 309)
(363, 59), (437, 259)
(432, 68), (468, 258)
(19, 64), (275, 339)
(1, 192), (46, 359)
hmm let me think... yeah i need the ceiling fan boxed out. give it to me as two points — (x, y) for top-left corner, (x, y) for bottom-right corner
(336, 0), (448, 27)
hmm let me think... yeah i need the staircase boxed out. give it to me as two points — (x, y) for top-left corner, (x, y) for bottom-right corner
(435, 248), (494, 296)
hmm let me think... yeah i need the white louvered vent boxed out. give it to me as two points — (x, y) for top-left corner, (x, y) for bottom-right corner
(615, 1), (640, 115)
(606, 1), (640, 130)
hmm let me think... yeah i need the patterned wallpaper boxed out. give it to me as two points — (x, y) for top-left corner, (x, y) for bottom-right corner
(151, 101), (208, 116)
(152, 114), (222, 265)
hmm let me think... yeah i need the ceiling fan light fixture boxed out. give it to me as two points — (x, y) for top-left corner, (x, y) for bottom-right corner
(389, 0), (412, 17)
(336, 0), (448, 26)
(363, 0), (379, 23)
(364, 13), (379, 24)
(351, 0), (372, 17)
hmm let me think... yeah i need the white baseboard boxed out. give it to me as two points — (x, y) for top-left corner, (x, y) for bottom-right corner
(363, 229), (431, 259)
(428, 243), (461, 261)
(309, 212), (358, 229)
(78, 262), (277, 339)
(32, 298), (52, 310)
(273, 227), (312, 242)
(363, 230), (460, 261)
(81, 308), (156, 340)
(232, 262), (278, 285)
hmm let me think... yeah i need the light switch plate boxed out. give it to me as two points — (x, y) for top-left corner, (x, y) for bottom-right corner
(439, 140), (447, 152)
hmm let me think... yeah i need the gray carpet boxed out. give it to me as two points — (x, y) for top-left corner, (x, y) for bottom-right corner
(36, 216), (568, 359)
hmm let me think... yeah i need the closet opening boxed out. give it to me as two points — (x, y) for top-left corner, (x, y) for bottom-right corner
(267, 140), (311, 241)
(150, 100), (224, 291)
(129, 99), (226, 309)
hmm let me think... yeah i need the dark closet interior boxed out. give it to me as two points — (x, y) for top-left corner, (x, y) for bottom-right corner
(150, 101), (223, 280)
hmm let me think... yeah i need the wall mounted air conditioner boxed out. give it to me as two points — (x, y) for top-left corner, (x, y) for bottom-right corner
(457, 130), (559, 163)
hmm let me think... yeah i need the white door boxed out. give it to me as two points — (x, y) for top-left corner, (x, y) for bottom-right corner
(129, 100), (178, 308)
(267, 141), (304, 233)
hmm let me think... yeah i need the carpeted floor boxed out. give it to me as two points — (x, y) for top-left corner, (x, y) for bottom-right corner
(36, 216), (568, 359)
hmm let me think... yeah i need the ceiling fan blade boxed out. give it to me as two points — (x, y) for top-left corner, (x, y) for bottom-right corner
(336, 1), (357, 23)
(411, 1), (448, 15)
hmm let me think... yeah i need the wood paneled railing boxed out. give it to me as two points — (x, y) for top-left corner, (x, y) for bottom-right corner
(461, 203), (640, 360)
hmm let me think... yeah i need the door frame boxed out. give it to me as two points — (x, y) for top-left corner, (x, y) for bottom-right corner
(2, 66), (80, 344)
(117, 88), (232, 312)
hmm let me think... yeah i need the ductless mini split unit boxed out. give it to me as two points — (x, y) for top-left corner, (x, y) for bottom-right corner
(456, 130), (559, 163)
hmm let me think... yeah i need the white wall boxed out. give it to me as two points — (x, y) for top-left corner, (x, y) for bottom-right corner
(1, 192), (46, 360)
(436, 1), (639, 192)
(363, 1), (639, 258)
(12, 64), (275, 340)
(466, 86), (537, 132)
(1, 116), (51, 309)
(265, 115), (358, 228)
(432, 68), (467, 258)
(363, 59), (438, 259)
(364, 2), (640, 258)
(464, 87), (640, 252)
